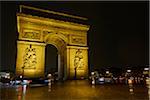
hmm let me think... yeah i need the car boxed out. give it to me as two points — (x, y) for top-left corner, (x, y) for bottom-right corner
(105, 77), (113, 83)
(98, 77), (105, 84)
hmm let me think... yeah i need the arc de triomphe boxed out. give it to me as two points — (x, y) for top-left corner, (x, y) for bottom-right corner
(16, 5), (90, 80)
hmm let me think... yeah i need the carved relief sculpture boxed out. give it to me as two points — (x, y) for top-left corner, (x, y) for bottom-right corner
(74, 49), (84, 69)
(22, 45), (37, 69)
(74, 49), (84, 79)
(71, 35), (86, 46)
(22, 29), (41, 40)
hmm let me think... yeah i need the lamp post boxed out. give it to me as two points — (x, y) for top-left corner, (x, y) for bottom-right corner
(74, 67), (77, 80)
(74, 58), (78, 80)
(22, 66), (25, 79)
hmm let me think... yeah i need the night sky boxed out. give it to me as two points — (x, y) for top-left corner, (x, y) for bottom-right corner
(0, 1), (149, 72)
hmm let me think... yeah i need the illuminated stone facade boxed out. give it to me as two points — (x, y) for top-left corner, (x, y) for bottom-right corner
(16, 10), (90, 79)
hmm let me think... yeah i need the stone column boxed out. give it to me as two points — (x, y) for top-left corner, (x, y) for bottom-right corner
(58, 53), (61, 80)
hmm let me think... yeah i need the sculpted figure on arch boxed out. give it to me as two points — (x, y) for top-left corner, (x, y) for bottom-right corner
(74, 49), (84, 69)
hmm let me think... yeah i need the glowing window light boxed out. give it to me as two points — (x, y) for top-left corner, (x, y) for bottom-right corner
(127, 70), (131, 73)
(20, 75), (23, 78)
(7, 76), (10, 79)
(144, 68), (149, 71)
(6, 73), (10, 76)
(128, 79), (132, 84)
(99, 77), (104, 81)
(91, 72), (94, 75)
(106, 71), (109, 74)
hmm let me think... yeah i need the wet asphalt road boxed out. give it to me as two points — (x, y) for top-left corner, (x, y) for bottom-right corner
(0, 80), (149, 100)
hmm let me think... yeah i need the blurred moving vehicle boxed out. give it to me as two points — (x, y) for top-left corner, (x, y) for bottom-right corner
(98, 77), (105, 84)
(105, 77), (113, 83)
(89, 71), (114, 84)
(0, 72), (11, 83)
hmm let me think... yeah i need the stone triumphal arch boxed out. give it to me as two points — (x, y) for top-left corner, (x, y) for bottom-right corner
(16, 5), (90, 80)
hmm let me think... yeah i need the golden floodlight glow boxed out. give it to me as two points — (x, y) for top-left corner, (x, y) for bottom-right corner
(16, 6), (90, 79)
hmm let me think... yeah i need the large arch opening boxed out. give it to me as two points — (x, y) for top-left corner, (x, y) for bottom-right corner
(45, 34), (67, 80)
(45, 44), (58, 76)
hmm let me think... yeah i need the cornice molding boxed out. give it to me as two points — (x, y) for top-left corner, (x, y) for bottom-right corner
(17, 13), (90, 32)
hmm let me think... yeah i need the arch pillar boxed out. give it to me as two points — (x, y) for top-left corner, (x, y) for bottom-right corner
(66, 46), (88, 79)
(16, 40), (46, 78)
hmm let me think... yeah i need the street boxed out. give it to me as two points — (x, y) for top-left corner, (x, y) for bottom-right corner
(0, 80), (149, 100)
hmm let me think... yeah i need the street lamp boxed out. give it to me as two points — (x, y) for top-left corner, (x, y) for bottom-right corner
(127, 70), (131, 73)
(106, 71), (109, 74)
(22, 66), (25, 78)
(144, 68), (149, 71)
(74, 67), (77, 80)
